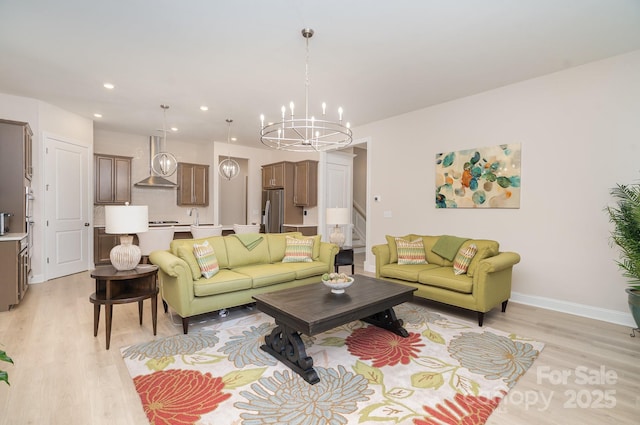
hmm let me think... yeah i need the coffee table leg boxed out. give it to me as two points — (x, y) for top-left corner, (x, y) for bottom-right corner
(261, 323), (320, 385)
(363, 307), (409, 337)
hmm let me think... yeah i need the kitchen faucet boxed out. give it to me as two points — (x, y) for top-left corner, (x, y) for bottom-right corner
(189, 208), (199, 226)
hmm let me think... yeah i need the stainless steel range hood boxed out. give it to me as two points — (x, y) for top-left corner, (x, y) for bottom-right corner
(135, 136), (178, 188)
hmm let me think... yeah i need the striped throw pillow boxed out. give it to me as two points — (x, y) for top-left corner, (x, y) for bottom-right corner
(282, 236), (314, 263)
(193, 240), (219, 278)
(396, 238), (427, 265)
(453, 244), (477, 275)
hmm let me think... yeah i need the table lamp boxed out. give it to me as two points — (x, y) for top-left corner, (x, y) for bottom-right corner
(105, 203), (149, 271)
(326, 207), (349, 248)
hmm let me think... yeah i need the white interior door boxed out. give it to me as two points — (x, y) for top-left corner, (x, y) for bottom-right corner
(324, 151), (353, 246)
(45, 136), (89, 279)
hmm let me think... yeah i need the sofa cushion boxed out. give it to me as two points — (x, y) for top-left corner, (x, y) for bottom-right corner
(225, 235), (271, 268)
(380, 263), (438, 282)
(417, 267), (473, 294)
(396, 238), (428, 265)
(281, 261), (331, 279)
(453, 244), (477, 275)
(192, 269), (253, 297)
(177, 245), (203, 280)
(385, 234), (417, 264)
(265, 232), (303, 262)
(464, 240), (499, 277)
(233, 264), (297, 288)
(171, 236), (229, 269)
(282, 236), (314, 263)
(420, 236), (448, 265)
(193, 240), (220, 278)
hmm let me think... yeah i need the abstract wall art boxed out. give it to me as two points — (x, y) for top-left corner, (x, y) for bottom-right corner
(435, 143), (521, 208)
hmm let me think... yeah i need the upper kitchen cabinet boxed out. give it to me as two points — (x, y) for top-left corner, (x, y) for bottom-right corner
(294, 160), (318, 207)
(177, 162), (209, 206)
(262, 161), (289, 189)
(94, 154), (132, 205)
(0, 119), (32, 235)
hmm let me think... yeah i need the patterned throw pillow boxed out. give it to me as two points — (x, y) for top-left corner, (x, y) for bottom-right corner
(192, 240), (219, 278)
(282, 236), (313, 263)
(453, 244), (478, 275)
(396, 238), (428, 265)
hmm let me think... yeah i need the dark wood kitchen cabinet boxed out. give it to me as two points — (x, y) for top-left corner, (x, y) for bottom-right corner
(0, 119), (32, 234)
(94, 154), (132, 205)
(294, 160), (318, 207)
(177, 162), (209, 206)
(94, 227), (139, 265)
(0, 237), (28, 312)
(262, 161), (290, 189)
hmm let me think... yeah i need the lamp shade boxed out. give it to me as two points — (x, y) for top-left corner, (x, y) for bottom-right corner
(326, 208), (349, 225)
(105, 205), (149, 234)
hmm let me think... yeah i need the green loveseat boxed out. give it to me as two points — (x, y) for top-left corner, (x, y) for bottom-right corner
(150, 232), (339, 333)
(371, 235), (520, 326)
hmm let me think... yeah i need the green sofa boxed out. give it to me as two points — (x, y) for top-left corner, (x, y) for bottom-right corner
(371, 235), (520, 326)
(150, 232), (339, 333)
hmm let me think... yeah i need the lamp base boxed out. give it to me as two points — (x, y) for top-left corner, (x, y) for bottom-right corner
(110, 235), (142, 271)
(329, 226), (345, 248)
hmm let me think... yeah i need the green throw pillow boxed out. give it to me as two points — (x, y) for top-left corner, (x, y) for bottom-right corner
(193, 240), (219, 278)
(282, 236), (313, 263)
(396, 238), (428, 265)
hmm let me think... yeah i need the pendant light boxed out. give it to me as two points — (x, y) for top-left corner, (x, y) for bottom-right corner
(151, 104), (178, 177)
(218, 119), (240, 180)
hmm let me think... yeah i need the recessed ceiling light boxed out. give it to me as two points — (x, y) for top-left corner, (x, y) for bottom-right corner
(93, 113), (102, 118)
(231, 137), (237, 142)
(171, 127), (178, 132)
(103, 83), (114, 89)
(200, 106), (209, 111)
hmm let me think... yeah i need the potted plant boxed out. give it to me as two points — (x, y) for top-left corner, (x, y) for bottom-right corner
(607, 183), (640, 332)
(0, 348), (12, 385)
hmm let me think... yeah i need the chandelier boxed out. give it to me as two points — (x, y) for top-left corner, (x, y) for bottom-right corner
(260, 28), (352, 152)
(151, 104), (178, 176)
(218, 119), (240, 180)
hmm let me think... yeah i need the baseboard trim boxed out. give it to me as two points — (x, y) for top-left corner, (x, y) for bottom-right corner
(510, 291), (636, 328)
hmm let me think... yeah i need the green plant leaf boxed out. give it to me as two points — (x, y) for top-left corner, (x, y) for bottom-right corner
(0, 350), (13, 364)
(0, 371), (9, 386)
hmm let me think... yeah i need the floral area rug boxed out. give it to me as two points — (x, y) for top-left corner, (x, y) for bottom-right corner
(121, 303), (544, 425)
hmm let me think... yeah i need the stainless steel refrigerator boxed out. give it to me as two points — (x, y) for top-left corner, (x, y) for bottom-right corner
(262, 189), (284, 233)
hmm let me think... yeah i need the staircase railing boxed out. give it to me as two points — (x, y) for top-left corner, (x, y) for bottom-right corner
(352, 200), (366, 247)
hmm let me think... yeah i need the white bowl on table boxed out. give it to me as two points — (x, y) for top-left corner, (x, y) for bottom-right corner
(322, 276), (354, 294)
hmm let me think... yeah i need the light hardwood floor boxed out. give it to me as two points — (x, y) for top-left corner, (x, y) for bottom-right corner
(0, 254), (638, 424)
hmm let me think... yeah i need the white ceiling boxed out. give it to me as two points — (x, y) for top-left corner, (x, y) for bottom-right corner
(1, 0), (639, 147)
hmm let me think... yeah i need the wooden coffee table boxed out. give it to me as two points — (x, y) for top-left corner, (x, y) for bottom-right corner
(253, 275), (416, 384)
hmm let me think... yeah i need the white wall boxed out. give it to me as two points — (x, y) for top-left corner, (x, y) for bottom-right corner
(357, 50), (640, 326)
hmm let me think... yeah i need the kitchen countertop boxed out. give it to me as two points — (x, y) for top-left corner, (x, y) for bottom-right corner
(94, 224), (233, 231)
(283, 223), (318, 227)
(0, 232), (27, 242)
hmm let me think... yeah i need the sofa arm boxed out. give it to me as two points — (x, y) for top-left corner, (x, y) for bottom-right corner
(476, 252), (521, 274)
(473, 251), (521, 311)
(319, 242), (340, 272)
(371, 244), (391, 278)
(149, 250), (196, 316)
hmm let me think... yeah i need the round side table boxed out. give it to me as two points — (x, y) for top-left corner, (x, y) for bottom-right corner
(89, 265), (159, 349)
